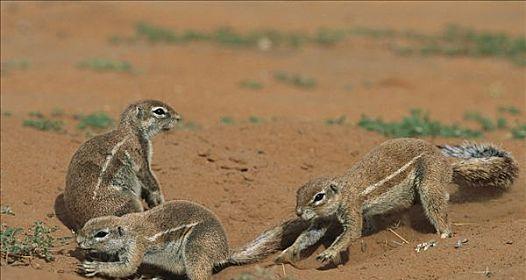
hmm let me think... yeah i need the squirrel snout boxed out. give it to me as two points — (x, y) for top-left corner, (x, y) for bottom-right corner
(296, 208), (303, 216)
(76, 236), (88, 248)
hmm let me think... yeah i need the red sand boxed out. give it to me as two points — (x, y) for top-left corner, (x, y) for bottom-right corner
(1, 2), (525, 279)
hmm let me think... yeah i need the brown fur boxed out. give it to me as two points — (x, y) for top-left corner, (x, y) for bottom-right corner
(64, 100), (181, 229)
(274, 138), (518, 265)
(77, 200), (305, 280)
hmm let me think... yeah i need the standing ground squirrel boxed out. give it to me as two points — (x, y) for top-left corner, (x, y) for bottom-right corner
(64, 100), (181, 229)
(275, 138), (519, 265)
(76, 200), (307, 280)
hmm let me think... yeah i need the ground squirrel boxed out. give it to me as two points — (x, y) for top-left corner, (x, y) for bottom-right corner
(76, 200), (307, 280)
(64, 100), (181, 229)
(275, 138), (519, 265)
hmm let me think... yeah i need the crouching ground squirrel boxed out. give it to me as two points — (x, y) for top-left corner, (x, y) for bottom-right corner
(64, 100), (181, 229)
(76, 200), (308, 280)
(275, 138), (519, 265)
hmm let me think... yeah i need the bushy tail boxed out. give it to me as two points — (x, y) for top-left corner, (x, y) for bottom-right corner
(223, 217), (309, 267)
(438, 142), (519, 190)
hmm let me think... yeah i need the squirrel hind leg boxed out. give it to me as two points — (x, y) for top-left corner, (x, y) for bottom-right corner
(184, 253), (214, 280)
(415, 178), (452, 238)
(183, 226), (227, 280)
(413, 156), (453, 239)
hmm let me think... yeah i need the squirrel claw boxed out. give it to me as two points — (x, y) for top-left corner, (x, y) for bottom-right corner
(146, 192), (164, 208)
(316, 249), (339, 264)
(275, 247), (300, 264)
(79, 260), (100, 277)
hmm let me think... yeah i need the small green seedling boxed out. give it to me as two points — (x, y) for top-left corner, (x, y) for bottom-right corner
(175, 121), (201, 130)
(498, 106), (521, 115)
(220, 117), (235, 125)
(1, 59), (30, 75)
(511, 124), (526, 139)
(77, 58), (133, 73)
(23, 118), (63, 132)
(1, 221), (58, 264)
(496, 117), (508, 129)
(240, 80), (264, 90)
(76, 112), (114, 130)
(358, 109), (482, 138)
(274, 71), (316, 89)
(28, 111), (44, 118)
(464, 112), (495, 131)
(248, 116), (263, 124)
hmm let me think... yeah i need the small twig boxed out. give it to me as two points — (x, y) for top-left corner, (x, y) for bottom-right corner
(388, 228), (409, 244)
(361, 240), (367, 252)
(453, 222), (478, 226)
(473, 266), (492, 278)
(281, 263), (286, 277)
(391, 240), (403, 246)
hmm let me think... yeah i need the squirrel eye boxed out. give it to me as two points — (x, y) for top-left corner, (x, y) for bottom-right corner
(94, 231), (108, 238)
(153, 108), (166, 116)
(313, 193), (325, 203)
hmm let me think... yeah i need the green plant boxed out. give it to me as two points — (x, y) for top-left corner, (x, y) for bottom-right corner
(350, 26), (398, 38)
(116, 23), (345, 50)
(135, 22), (182, 43)
(2, 111), (12, 117)
(1, 206), (14, 216)
(77, 58), (133, 72)
(220, 116), (235, 125)
(511, 124), (526, 139)
(498, 106), (521, 115)
(1, 221), (58, 264)
(23, 118), (63, 132)
(394, 25), (526, 66)
(464, 112), (495, 131)
(28, 111), (44, 118)
(248, 116), (263, 124)
(325, 115), (347, 125)
(175, 121), (201, 130)
(358, 109), (482, 138)
(274, 71), (316, 89)
(1, 59), (30, 75)
(240, 80), (264, 90)
(314, 27), (345, 46)
(76, 112), (114, 130)
(496, 117), (508, 129)
(352, 25), (526, 66)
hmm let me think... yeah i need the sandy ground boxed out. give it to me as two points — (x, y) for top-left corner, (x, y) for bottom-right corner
(1, 2), (525, 280)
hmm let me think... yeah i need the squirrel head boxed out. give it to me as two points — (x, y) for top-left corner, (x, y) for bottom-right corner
(120, 100), (181, 138)
(76, 216), (133, 254)
(295, 176), (343, 221)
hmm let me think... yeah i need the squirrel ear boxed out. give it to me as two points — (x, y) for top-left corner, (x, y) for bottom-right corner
(329, 183), (339, 194)
(136, 106), (145, 119)
(117, 226), (124, 236)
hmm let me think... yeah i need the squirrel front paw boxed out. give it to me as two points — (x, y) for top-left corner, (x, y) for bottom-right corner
(79, 260), (103, 277)
(275, 246), (301, 264)
(146, 192), (164, 208)
(316, 249), (341, 264)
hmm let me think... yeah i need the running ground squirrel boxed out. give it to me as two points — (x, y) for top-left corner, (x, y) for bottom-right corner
(275, 138), (519, 264)
(77, 200), (307, 280)
(64, 100), (181, 229)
